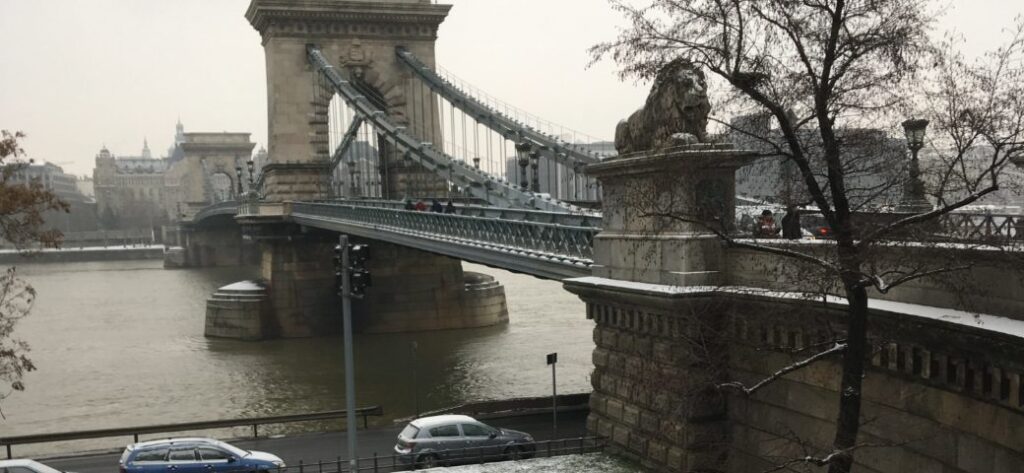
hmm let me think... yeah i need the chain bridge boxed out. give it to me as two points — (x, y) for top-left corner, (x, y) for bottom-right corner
(167, 1), (1024, 472)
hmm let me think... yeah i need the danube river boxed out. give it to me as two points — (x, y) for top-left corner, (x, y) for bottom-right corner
(2, 260), (594, 454)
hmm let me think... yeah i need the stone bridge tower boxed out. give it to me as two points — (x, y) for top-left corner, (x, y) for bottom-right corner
(246, 0), (449, 201)
(227, 0), (507, 339)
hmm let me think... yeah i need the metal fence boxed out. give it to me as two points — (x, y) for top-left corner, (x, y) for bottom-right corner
(937, 212), (1021, 243)
(270, 436), (605, 473)
(0, 407), (383, 459)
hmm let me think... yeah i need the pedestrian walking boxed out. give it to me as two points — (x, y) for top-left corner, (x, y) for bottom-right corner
(444, 201), (456, 214)
(415, 200), (428, 212)
(781, 205), (802, 239)
(430, 199), (443, 213)
(404, 199), (415, 210)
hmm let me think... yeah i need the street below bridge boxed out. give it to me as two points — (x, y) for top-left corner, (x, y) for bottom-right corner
(40, 412), (589, 473)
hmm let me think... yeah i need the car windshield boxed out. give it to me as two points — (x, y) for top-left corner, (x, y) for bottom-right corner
(212, 440), (249, 457)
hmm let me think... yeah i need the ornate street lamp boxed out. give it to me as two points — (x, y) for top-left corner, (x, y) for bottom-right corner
(234, 165), (244, 198)
(899, 118), (931, 212)
(516, 142), (532, 191)
(530, 151), (541, 193)
(484, 180), (494, 206)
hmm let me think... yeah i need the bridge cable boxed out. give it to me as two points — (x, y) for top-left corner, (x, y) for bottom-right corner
(308, 46), (579, 212)
(396, 47), (605, 170)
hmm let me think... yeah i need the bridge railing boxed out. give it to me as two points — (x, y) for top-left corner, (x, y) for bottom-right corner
(292, 202), (599, 263)
(312, 199), (603, 228)
(937, 211), (1022, 242)
(741, 207), (1022, 244)
(190, 200), (240, 223)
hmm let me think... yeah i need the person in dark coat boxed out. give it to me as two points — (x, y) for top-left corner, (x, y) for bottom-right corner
(781, 205), (802, 239)
(404, 199), (415, 210)
(444, 201), (456, 214)
(430, 199), (443, 213)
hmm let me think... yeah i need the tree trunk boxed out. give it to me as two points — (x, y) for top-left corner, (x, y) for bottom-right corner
(828, 284), (869, 473)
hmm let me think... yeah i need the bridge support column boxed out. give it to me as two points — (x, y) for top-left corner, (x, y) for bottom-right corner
(260, 232), (339, 338)
(167, 225), (259, 268)
(565, 144), (758, 472)
(210, 221), (508, 339)
(353, 241), (508, 333)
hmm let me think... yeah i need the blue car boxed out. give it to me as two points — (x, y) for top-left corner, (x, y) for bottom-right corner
(118, 438), (285, 473)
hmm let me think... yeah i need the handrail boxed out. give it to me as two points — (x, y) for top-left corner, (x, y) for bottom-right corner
(0, 406), (383, 459)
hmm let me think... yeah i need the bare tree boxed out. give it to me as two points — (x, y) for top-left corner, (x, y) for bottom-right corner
(592, 2), (1024, 471)
(0, 130), (68, 413)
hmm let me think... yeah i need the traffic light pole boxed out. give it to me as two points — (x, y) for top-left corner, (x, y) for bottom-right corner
(339, 235), (357, 471)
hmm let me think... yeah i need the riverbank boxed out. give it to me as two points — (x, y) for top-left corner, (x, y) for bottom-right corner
(0, 245), (164, 264)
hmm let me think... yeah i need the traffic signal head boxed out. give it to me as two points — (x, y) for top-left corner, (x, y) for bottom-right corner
(349, 244), (371, 266)
(350, 269), (372, 298)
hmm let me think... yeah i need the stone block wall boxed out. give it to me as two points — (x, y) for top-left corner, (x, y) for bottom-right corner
(727, 299), (1024, 473)
(566, 278), (1024, 473)
(579, 297), (730, 472)
(260, 235), (338, 338)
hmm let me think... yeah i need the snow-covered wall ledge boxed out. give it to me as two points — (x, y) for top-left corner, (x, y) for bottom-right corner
(565, 276), (1024, 345)
(725, 242), (1024, 322)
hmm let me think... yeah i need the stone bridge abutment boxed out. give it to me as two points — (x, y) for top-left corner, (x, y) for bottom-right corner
(565, 145), (1024, 472)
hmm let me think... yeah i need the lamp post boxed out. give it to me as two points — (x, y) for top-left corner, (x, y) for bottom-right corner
(516, 142), (532, 192)
(530, 151), (540, 193)
(246, 159), (256, 201)
(234, 166), (244, 199)
(483, 180), (494, 206)
(899, 119), (931, 213)
(349, 168), (358, 197)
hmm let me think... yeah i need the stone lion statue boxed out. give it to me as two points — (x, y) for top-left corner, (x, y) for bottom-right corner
(614, 59), (712, 155)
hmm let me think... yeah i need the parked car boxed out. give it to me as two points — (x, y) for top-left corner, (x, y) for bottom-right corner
(0, 459), (72, 473)
(118, 438), (285, 473)
(394, 415), (535, 469)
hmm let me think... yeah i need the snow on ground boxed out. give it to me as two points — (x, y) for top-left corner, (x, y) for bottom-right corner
(221, 280), (265, 291)
(422, 454), (640, 472)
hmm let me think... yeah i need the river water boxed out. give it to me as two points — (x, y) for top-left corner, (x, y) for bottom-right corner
(1, 260), (594, 455)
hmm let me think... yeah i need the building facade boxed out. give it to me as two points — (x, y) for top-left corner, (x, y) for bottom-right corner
(93, 121), (257, 228)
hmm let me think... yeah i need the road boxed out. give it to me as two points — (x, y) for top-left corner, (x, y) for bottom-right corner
(41, 411), (589, 473)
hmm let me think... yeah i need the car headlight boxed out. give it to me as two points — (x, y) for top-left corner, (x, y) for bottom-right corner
(272, 460), (286, 468)
(524, 435), (534, 442)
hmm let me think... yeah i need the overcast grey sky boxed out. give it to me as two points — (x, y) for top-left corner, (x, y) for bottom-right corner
(1, 0), (1021, 176)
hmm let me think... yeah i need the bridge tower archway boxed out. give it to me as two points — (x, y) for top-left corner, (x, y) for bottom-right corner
(235, 1), (508, 339)
(246, 0), (452, 201)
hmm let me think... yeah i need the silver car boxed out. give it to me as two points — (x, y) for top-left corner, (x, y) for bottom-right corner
(393, 415), (535, 469)
(0, 459), (72, 473)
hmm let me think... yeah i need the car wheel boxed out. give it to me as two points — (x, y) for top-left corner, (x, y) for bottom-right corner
(504, 446), (524, 461)
(417, 454), (439, 469)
